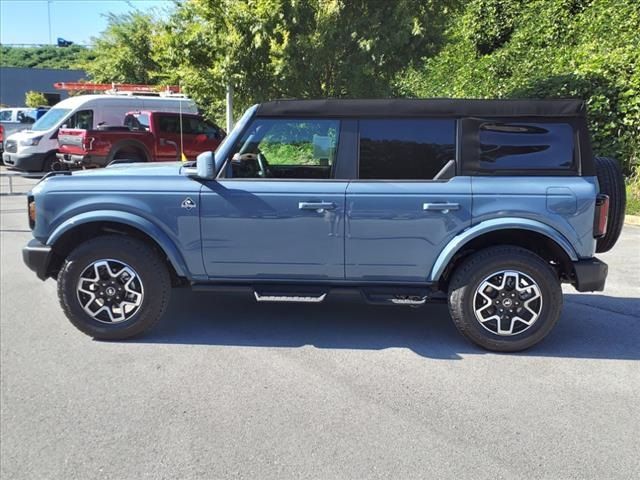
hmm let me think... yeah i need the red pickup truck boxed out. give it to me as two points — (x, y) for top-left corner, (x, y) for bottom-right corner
(57, 111), (225, 167)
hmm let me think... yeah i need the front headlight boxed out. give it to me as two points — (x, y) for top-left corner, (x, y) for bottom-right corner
(20, 135), (43, 146)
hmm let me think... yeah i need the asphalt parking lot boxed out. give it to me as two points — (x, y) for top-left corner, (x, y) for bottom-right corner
(1, 170), (639, 479)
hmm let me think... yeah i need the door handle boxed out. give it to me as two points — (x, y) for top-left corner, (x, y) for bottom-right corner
(299, 201), (337, 213)
(423, 202), (460, 213)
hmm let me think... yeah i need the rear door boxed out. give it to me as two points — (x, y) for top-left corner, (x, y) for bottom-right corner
(345, 118), (472, 283)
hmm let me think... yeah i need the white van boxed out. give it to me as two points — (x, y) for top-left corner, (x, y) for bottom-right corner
(2, 95), (197, 171)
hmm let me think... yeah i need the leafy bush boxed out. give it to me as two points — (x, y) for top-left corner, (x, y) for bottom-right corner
(24, 91), (48, 107)
(397, 0), (640, 174)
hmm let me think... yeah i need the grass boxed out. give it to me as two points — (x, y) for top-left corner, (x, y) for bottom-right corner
(626, 164), (640, 215)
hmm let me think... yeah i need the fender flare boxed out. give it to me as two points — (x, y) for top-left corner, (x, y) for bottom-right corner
(47, 210), (189, 278)
(428, 217), (579, 282)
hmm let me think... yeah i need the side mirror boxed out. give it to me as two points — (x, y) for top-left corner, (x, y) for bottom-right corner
(182, 151), (215, 180)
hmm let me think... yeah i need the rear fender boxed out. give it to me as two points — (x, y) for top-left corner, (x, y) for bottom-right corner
(47, 210), (189, 278)
(429, 217), (579, 282)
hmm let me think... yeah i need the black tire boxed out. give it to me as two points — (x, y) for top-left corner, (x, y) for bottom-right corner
(113, 150), (144, 163)
(40, 152), (61, 172)
(594, 156), (626, 253)
(57, 235), (171, 340)
(448, 246), (563, 352)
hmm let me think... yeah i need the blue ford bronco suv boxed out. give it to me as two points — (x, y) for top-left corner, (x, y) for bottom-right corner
(22, 99), (626, 352)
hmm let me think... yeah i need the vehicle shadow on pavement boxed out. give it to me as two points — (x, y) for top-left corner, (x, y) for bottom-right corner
(134, 289), (640, 360)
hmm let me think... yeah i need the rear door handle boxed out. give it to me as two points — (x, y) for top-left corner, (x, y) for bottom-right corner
(299, 201), (336, 213)
(423, 202), (460, 213)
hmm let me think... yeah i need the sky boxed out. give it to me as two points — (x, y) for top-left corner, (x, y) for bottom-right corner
(0, 0), (175, 46)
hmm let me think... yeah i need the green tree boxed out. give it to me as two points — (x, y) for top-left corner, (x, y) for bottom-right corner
(25, 91), (48, 107)
(155, 0), (455, 120)
(81, 11), (162, 84)
(397, 0), (640, 173)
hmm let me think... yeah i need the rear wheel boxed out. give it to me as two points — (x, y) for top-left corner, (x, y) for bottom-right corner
(113, 149), (145, 164)
(448, 246), (562, 352)
(57, 235), (171, 340)
(594, 156), (626, 253)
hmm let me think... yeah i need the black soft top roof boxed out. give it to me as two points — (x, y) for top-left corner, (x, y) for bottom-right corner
(255, 98), (586, 118)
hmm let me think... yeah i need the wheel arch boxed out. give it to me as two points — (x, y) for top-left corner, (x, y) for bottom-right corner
(45, 212), (189, 285)
(431, 218), (579, 288)
(106, 139), (151, 163)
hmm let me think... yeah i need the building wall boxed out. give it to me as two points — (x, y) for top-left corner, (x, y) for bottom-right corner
(0, 67), (86, 107)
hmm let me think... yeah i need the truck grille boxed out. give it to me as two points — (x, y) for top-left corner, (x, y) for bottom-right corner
(4, 139), (17, 153)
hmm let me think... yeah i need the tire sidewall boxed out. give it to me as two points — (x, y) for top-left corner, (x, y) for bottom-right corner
(59, 238), (168, 339)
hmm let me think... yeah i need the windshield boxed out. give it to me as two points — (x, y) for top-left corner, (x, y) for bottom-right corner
(31, 108), (72, 131)
(214, 106), (257, 165)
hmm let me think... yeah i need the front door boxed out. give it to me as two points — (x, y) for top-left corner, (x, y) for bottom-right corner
(345, 118), (472, 283)
(200, 117), (346, 281)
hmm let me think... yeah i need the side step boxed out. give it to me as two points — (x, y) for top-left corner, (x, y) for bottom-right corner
(362, 286), (435, 306)
(254, 291), (327, 303)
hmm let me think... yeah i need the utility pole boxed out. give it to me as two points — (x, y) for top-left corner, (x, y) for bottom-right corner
(226, 82), (234, 132)
(47, 0), (52, 44)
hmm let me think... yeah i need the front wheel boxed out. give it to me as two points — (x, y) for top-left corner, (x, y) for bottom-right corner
(447, 246), (562, 352)
(57, 235), (171, 340)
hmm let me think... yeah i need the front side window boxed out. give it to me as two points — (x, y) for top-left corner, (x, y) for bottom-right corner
(227, 118), (340, 179)
(358, 119), (456, 180)
(478, 122), (574, 171)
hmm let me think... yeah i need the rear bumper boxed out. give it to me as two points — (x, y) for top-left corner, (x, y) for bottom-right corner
(57, 152), (107, 167)
(57, 152), (87, 165)
(572, 257), (608, 292)
(22, 239), (52, 280)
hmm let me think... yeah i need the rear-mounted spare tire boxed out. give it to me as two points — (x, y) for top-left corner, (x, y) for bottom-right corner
(594, 156), (626, 253)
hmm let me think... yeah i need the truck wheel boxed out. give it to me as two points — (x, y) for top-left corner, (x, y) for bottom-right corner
(57, 235), (171, 340)
(594, 156), (626, 253)
(447, 246), (562, 352)
(113, 150), (144, 163)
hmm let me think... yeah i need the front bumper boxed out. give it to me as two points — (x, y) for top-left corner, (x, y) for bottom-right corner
(22, 239), (52, 280)
(573, 257), (608, 292)
(2, 151), (46, 171)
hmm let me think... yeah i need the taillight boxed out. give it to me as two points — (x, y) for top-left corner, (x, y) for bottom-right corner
(81, 136), (94, 151)
(0, 124), (4, 142)
(594, 194), (609, 238)
(27, 196), (36, 229)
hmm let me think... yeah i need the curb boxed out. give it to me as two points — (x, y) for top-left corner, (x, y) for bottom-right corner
(625, 215), (640, 226)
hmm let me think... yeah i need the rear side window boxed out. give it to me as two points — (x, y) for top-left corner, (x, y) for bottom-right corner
(124, 113), (150, 131)
(358, 119), (456, 180)
(65, 109), (94, 130)
(157, 115), (180, 133)
(478, 122), (574, 171)
(182, 117), (224, 139)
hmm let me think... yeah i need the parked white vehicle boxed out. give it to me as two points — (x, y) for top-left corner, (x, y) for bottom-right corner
(0, 107), (49, 153)
(2, 95), (197, 171)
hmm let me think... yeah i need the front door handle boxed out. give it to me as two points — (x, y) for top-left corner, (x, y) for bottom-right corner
(299, 201), (337, 213)
(423, 202), (460, 213)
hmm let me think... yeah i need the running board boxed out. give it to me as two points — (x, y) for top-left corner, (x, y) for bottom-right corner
(389, 295), (428, 305)
(254, 292), (327, 303)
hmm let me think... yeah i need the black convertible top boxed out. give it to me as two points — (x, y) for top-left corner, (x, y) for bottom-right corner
(255, 98), (586, 118)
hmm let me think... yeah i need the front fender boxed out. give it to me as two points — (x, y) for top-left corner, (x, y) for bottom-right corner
(428, 217), (579, 282)
(47, 210), (189, 278)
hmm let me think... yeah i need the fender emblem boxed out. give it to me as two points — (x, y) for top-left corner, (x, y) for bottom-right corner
(181, 197), (196, 210)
